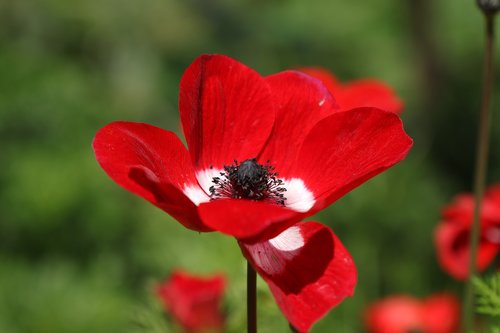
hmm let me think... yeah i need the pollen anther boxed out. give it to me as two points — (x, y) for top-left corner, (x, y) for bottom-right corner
(209, 158), (287, 205)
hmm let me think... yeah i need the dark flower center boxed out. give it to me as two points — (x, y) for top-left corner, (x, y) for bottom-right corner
(209, 158), (287, 205)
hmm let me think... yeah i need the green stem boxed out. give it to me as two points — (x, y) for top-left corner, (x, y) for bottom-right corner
(247, 261), (257, 333)
(462, 9), (496, 333)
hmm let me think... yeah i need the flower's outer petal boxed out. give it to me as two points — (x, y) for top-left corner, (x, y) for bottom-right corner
(364, 294), (460, 333)
(441, 194), (474, 224)
(421, 294), (460, 333)
(93, 121), (211, 232)
(239, 222), (357, 333)
(259, 70), (339, 176)
(157, 270), (226, 332)
(434, 221), (498, 280)
(290, 108), (412, 214)
(487, 184), (500, 203)
(443, 187), (500, 225)
(297, 67), (342, 94)
(299, 68), (403, 114)
(338, 80), (403, 114)
(179, 54), (275, 170)
(198, 200), (303, 240)
(482, 187), (500, 221)
(364, 296), (424, 333)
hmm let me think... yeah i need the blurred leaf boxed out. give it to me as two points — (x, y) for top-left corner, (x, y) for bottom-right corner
(474, 274), (500, 317)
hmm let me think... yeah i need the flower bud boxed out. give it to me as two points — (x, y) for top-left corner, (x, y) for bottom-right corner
(477, 0), (500, 14)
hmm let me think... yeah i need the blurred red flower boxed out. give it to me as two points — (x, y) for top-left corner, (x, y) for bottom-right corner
(157, 270), (226, 333)
(365, 294), (460, 333)
(299, 67), (403, 114)
(93, 54), (412, 332)
(434, 185), (500, 280)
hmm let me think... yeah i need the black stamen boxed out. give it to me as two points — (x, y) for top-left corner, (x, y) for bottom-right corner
(209, 158), (287, 206)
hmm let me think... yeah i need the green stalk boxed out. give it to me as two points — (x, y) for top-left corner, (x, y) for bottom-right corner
(247, 261), (257, 333)
(462, 3), (497, 332)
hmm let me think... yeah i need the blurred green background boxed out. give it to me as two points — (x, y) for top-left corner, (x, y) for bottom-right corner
(1, 0), (500, 332)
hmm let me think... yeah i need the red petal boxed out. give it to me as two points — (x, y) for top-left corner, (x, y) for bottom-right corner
(364, 294), (460, 333)
(198, 200), (302, 240)
(421, 294), (460, 333)
(443, 186), (500, 225)
(179, 54), (275, 170)
(239, 222), (357, 333)
(434, 221), (498, 280)
(364, 296), (423, 333)
(487, 184), (500, 202)
(484, 185), (500, 219)
(291, 108), (412, 213)
(157, 270), (226, 332)
(298, 68), (342, 94)
(93, 122), (210, 232)
(441, 193), (475, 224)
(259, 70), (339, 176)
(338, 80), (403, 114)
(435, 184), (500, 280)
(299, 68), (403, 114)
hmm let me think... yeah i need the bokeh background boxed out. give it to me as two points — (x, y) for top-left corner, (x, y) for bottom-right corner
(2, 0), (500, 332)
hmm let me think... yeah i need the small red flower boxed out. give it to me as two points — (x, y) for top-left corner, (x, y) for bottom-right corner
(299, 67), (404, 114)
(434, 185), (500, 280)
(93, 54), (412, 332)
(365, 294), (460, 333)
(157, 270), (226, 333)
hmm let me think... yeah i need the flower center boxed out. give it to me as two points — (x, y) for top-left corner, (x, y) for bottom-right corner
(209, 158), (287, 205)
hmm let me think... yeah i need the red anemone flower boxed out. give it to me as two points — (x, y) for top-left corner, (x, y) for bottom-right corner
(157, 270), (226, 332)
(299, 67), (403, 114)
(93, 54), (412, 332)
(434, 185), (500, 280)
(365, 293), (460, 333)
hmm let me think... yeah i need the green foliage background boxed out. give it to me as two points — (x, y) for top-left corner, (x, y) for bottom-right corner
(1, 0), (500, 332)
